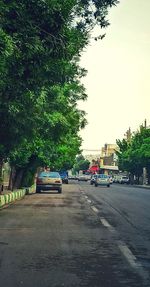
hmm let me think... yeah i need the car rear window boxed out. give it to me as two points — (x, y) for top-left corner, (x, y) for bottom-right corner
(98, 174), (108, 178)
(38, 172), (60, 178)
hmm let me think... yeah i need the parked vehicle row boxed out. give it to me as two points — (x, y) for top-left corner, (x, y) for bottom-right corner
(35, 171), (130, 193)
(113, 175), (130, 184)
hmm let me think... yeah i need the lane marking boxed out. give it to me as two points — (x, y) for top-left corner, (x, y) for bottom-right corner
(91, 206), (99, 213)
(87, 199), (92, 204)
(100, 218), (111, 228)
(118, 242), (141, 268)
(100, 218), (115, 232)
(118, 243), (136, 267)
(118, 242), (149, 281)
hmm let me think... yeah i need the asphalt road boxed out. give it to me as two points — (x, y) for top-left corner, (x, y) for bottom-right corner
(0, 182), (150, 287)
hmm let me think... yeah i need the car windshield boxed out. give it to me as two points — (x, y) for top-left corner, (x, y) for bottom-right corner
(38, 172), (60, 178)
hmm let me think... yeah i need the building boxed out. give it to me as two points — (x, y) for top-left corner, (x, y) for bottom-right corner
(101, 143), (119, 157)
(82, 143), (119, 175)
(100, 143), (119, 166)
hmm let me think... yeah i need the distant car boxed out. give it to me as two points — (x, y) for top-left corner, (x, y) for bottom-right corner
(90, 174), (97, 185)
(36, 171), (62, 193)
(68, 175), (78, 180)
(119, 176), (130, 184)
(108, 176), (113, 184)
(78, 175), (89, 181)
(95, 174), (110, 187)
(59, 171), (68, 184)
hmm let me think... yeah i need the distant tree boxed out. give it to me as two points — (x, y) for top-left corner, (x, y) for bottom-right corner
(73, 155), (90, 173)
(116, 125), (150, 184)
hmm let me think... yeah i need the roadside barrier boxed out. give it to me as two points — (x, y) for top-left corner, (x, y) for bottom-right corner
(25, 183), (36, 195)
(0, 182), (36, 209)
(0, 189), (26, 209)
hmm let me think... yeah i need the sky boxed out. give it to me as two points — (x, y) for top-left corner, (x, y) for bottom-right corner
(78, 0), (150, 154)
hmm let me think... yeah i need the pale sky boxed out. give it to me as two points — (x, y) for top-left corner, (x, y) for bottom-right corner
(78, 0), (150, 153)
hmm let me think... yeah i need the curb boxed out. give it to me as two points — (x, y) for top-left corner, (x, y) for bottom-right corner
(0, 183), (36, 209)
(130, 184), (150, 190)
(25, 183), (36, 195)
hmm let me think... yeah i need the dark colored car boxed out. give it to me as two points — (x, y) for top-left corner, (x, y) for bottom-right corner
(36, 171), (62, 193)
(90, 174), (97, 185)
(59, 171), (68, 184)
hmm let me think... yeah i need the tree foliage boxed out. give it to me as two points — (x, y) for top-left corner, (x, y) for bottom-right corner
(116, 125), (150, 183)
(0, 0), (119, 188)
(73, 155), (90, 173)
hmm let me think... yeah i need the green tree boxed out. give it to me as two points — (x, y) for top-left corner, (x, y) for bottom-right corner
(1, 0), (119, 189)
(73, 155), (90, 174)
(116, 125), (150, 184)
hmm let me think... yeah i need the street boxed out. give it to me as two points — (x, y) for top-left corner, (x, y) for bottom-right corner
(0, 182), (150, 287)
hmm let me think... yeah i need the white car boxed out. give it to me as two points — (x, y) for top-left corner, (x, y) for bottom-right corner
(119, 176), (130, 184)
(95, 174), (110, 187)
(78, 175), (89, 181)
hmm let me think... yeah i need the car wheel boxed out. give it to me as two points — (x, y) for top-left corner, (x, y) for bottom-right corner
(107, 184), (110, 187)
(95, 183), (98, 187)
(58, 188), (62, 193)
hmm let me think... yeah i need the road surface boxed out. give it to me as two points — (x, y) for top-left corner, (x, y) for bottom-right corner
(0, 181), (150, 286)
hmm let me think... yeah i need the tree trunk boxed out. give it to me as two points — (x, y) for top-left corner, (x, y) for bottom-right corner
(13, 168), (24, 189)
(8, 166), (16, 191)
(0, 159), (3, 194)
(129, 173), (134, 184)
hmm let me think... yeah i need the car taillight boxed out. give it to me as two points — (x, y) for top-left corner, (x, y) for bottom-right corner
(55, 180), (61, 183)
(36, 178), (43, 184)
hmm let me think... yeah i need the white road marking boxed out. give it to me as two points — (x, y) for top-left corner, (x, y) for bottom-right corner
(87, 199), (92, 204)
(118, 242), (141, 268)
(100, 218), (115, 232)
(118, 241), (149, 281)
(91, 206), (99, 213)
(100, 218), (111, 227)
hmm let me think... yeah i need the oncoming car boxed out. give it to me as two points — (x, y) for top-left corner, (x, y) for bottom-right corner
(95, 174), (110, 187)
(90, 174), (97, 185)
(36, 171), (62, 193)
